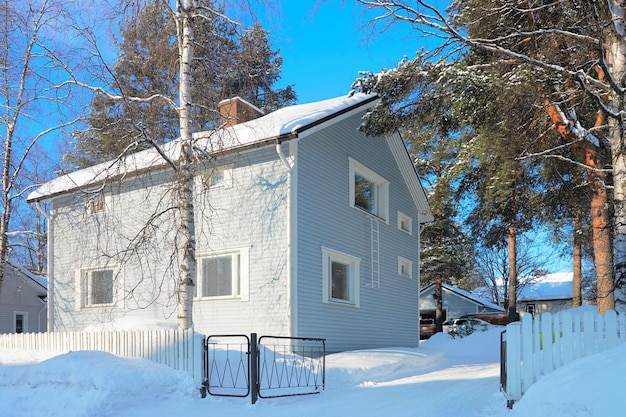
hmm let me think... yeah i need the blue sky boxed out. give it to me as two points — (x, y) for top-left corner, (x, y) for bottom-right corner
(262, 1), (430, 104)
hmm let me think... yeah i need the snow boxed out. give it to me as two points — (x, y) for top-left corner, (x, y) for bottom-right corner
(26, 93), (377, 203)
(474, 272), (574, 302)
(1, 327), (624, 417)
(518, 272), (574, 301)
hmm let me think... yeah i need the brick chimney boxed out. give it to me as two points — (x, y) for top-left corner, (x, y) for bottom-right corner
(218, 96), (264, 127)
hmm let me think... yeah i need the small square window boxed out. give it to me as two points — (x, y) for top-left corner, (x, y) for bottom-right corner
(82, 269), (115, 307)
(196, 248), (249, 300)
(349, 158), (389, 221)
(398, 256), (413, 278)
(86, 192), (110, 214)
(322, 247), (360, 307)
(197, 165), (233, 191)
(397, 211), (413, 235)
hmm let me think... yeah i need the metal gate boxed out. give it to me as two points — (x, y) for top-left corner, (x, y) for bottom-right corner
(204, 333), (326, 404)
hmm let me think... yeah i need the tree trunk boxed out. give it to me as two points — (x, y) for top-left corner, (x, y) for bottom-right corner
(604, 8), (626, 311)
(0, 120), (12, 300)
(572, 206), (582, 308)
(176, 0), (196, 329)
(545, 102), (615, 313)
(507, 223), (518, 321)
(435, 273), (443, 332)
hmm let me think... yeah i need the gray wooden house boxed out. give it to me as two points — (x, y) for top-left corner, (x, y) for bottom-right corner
(0, 263), (47, 334)
(516, 272), (574, 315)
(27, 94), (433, 352)
(419, 282), (505, 322)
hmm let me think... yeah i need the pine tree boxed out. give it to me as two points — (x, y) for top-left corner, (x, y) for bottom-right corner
(68, 1), (295, 168)
(357, 0), (621, 313)
(354, 56), (474, 327)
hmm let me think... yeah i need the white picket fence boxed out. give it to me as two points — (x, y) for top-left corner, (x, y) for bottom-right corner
(0, 328), (206, 388)
(503, 309), (626, 406)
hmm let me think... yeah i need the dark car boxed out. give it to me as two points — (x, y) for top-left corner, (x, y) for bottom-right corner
(419, 318), (437, 339)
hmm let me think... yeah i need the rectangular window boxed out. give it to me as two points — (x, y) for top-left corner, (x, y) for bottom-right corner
(14, 312), (27, 333)
(196, 248), (249, 300)
(354, 173), (376, 214)
(349, 158), (389, 221)
(82, 269), (114, 307)
(322, 247), (360, 307)
(397, 211), (413, 235)
(398, 256), (413, 279)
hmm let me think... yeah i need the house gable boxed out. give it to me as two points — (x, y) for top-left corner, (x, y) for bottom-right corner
(420, 282), (505, 320)
(293, 106), (431, 352)
(0, 263), (47, 333)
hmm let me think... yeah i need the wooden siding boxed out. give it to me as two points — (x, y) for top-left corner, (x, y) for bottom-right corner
(49, 146), (290, 336)
(295, 111), (421, 352)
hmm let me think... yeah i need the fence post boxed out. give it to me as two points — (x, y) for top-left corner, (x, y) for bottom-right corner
(505, 322), (522, 407)
(250, 333), (258, 405)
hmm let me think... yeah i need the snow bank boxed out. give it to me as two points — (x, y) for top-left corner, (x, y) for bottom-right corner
(0, 326), (624, 417)
(0, 351), (197, 417)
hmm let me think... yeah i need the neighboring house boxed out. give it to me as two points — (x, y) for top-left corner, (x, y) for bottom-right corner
(27, 94), (434, 352)
(419, 282), (505, 322)
(472, 272), (574, 316)
(0, 263), (47, 334)
(516, 272), (574, 315)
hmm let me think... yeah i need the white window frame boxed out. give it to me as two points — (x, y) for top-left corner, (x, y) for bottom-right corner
(398, 256), (413, 279)
(78, 267), (117, 308)
(349, 157), (389, 222)
(397, 211), (413, 235)
(13, 311), (28, 333)
(196, 247), (250, 301)
(196, 164), (233, 191)
(322, 247), (360, 307)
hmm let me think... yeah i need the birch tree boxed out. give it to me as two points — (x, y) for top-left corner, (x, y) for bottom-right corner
(357, 0), (624, 313)
(49, 0), (284, 329)
(0, 0), (81, 299)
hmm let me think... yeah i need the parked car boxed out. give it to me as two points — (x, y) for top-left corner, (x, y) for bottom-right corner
(419, 318), (436, 340)
(443, 316), (492, 337)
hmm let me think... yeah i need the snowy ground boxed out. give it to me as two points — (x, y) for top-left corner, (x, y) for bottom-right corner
(1, 328), (624, 417)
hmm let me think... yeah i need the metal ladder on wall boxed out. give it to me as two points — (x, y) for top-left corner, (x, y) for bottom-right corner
(370, 217), (380, 289)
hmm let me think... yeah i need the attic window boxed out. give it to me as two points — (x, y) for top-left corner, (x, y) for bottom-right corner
(197, 165), (233, 190)
(86, 191), (110, 214)
(398, 256), (413, 279)
(397, 211), (413, 235)
(349, 157), (389, 221)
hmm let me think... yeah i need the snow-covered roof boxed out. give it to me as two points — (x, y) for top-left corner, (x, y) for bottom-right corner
(472, 272), (574, 303)
(6, 262), (47, 295)
(27, 93), (379, 202)
(518, 272), (573, 301)
(421, 282), (505, 312)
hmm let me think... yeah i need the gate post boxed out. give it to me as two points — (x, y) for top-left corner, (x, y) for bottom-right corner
(250, 333), (258, 405)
